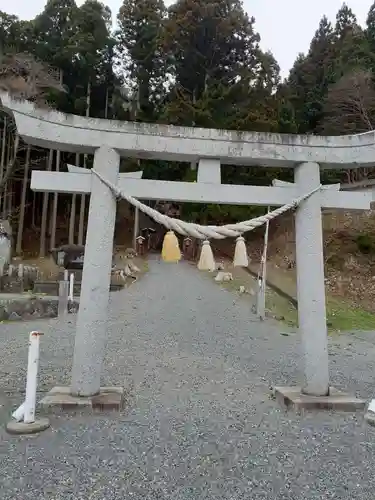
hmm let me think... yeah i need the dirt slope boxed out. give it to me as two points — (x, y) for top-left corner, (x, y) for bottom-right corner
(238, 208), (375, 313)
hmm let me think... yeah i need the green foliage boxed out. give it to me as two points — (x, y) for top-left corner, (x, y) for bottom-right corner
(32, 0), (78, 65)
(286, 16), (337, 133)
(0, 11), (34, 53)
(116, 0), (167, 121)
(161, 0), (281, 133)
(164, 0), (260, 100)
(2, 0), (375, 224)
(268, 290), (375, 331)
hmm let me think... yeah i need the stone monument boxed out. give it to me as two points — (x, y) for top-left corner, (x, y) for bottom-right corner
(50, 244), (85, 270)
(0, 218), (12, 278)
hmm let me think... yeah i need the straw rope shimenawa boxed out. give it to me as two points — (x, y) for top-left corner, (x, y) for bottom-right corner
(92, 168), (322, 268)
(92, 168), (322, 240)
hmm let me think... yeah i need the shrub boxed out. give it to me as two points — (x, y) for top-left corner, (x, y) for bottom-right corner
(356, 233), (375, 254)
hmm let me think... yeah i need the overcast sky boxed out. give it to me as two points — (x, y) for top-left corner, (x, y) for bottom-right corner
(1, 0), (373, 76)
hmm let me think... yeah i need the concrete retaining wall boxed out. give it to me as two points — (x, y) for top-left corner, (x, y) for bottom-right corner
(0, 295), (79, 321)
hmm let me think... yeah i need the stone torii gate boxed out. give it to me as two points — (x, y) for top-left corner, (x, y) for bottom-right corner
(2, 93), (374, 411)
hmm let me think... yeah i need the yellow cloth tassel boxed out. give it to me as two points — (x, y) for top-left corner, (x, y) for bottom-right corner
(161, 231), (181, 263)
(233, 236), (249, 267)
(197, 240), (216, 271)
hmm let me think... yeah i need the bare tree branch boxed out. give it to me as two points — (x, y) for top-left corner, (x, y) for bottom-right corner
(320, 69), (375, 183)
(321, 69), (375, 135)
(0, 50), (66, 107)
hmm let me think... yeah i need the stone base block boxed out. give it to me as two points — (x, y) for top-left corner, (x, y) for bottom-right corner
(6, 418), (50, 435)
(39, 386), (124, 411)
(274, 386), (366, 412)
(365, 411), (375, 426)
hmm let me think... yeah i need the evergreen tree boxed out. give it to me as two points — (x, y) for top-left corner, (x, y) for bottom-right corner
(333, 3), (371, 76)
(366, 1), (375, 80)
(116, 0), (167, 121)
(32, 0), (78, 66)
(69, 0), (115, 118)
(287, 16), (336, 133)
(0, 12), (32, 53)
(162, 0), (261, 127)
(335, 2), (357, 34)
(367, 1), (375, 49)
(32, 0), (78, 111)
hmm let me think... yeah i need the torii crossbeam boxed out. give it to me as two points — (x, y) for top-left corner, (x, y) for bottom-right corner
(32, 165), (372, 209)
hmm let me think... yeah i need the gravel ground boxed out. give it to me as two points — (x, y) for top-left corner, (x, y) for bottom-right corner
(1, 258), (375, 499)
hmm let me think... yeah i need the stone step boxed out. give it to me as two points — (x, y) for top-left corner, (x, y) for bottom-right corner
(33, 281), (124, 295)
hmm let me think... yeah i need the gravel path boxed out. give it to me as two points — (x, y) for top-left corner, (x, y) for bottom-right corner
(1, 258), (375, 499)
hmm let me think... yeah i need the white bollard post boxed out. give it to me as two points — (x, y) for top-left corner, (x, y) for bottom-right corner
(256, 277), (264, 319)
(256, 207), (270, 320)
(58, 280), (69, 317)
(64, 269), (69, 281)
(365, 399), (375, 426)
(7, 330), (50, 434)
(69, 273), (74, 301)
(18, 263), (24, 293)
(133, 206), (139, 250)
(12, 402), (25, 422)
(23, 331), (43, 424)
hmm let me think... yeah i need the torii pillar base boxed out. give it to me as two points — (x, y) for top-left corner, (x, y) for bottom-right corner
(274, 386), (366, 412)
(39, 386), (124, 412)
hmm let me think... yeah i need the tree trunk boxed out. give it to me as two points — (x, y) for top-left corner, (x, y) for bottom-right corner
(0, 116), (6, 213)
(39, 149), (54, 257)
(16, 145), (31, 254)
(78, 158), (87, 245)
(48, 72), (65, 249)
(105, 88), (109, 119)
(2, 131), (12, 218)
(6, 181), (13, 219)
(50, 149), (61, 250)
(32, 192), (36, 228)
(69, 152), (79, 244)
(78, 79), (91, 246)
(136, 85), (141, 116)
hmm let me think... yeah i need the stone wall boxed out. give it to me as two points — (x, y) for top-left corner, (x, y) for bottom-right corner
(0, 296), (78, 321)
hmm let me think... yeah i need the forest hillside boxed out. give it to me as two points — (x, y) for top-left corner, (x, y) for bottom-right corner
(1, 1), (375, 316)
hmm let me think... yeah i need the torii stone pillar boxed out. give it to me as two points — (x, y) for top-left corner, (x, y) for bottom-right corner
(70, 146), (119, 396)
(294, 162), (329, 396)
